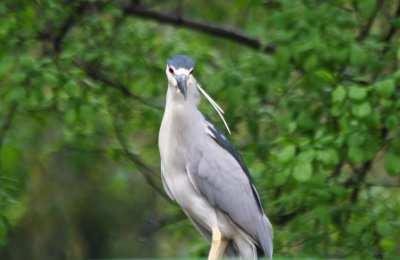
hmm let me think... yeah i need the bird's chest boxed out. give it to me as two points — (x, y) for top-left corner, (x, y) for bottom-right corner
(158, 105), (203, 205)
(159, 107), (187, 171)
(159, 103), (201, 167)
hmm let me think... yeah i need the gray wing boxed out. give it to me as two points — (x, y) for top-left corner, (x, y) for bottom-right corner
(161, 162), (175, 200)
(187, 113), (273, 258)
(202, 114), (265, 214)
(184, 210), (238, 257)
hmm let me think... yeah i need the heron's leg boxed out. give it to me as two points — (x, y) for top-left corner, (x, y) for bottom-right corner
(208, 227), (222, 260)
(216, 238), (229, 259)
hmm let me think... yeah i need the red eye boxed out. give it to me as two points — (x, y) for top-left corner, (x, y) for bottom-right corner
(189, 69), (194, 75)
(169, 67), (174, 74)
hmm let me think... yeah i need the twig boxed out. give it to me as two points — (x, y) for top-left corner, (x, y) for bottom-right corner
(349, 161), (371, 204)
(365, 182), (400, 188)
(111, 116), (172, 202)
(384, 1), (400, 42)
(358, 0), (385, 41)
(366, 186), (384, 259)
(140, 214), (186, 238)
(37, 1), (91, 54)
(54, 2), (89, 53)
(74, 58), (163, 109)
(122, 4), (276, 53)
(273, 205), (307, 226)
(0, 102), (17, 151)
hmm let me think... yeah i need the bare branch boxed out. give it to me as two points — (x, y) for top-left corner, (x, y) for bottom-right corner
(384, 1), (400, 42)
(53, 1), (89, 53)
(140, 214), (186, 238)
(358, 0), (385, 41)
(38, 0), (92, 55)
(122, 4), (276, 53)
(0, 102), (17, 151)
(349, 161), (371, 204)
(366, 182), (400, 188)
(74, 58), (163, 109)
(111, 116), (172, 202)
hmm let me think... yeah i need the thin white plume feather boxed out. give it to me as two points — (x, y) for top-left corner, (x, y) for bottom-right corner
(196, 84), (231, 135)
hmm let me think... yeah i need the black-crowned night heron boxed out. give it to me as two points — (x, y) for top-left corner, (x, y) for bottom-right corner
(158, 55), (273, 259)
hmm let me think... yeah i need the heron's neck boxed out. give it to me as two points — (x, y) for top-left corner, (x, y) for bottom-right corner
(163, 83), (203, 136)
(165, 81), (201, 108)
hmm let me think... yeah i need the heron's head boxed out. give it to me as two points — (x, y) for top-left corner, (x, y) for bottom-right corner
(166, 55), (195, 100)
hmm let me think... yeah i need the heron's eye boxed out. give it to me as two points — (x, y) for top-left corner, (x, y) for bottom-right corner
(169, 67), (174, 74)
(189, 69), (194, 75)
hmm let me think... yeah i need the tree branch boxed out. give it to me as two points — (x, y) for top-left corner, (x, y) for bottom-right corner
(122, 4), (276, 53)
(140, 214), (186, 238)
(358, 0), (385, 41)
(349, 161), (371, 204)
(37, 0), (91, 55)
(273, 205), (308, 226)
(111, 116), (172, 202)
(53, 1), (89, 53)
(0, 102), (17, 151)
(74, 58), (163, 109)
(384, 1), (400, 42)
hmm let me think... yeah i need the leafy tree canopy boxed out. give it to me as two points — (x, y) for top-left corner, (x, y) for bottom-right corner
(0, 0), (399, 258)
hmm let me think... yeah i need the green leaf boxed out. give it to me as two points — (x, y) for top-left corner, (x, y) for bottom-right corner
(275, 47), (290, 70)
(374, 79), (395, 98)
(64, 109), (76, 125)
(315, 206), (331, 225)
(278, 145), (296, 163)
(0, 56), (15, 78)
(247, 119), (259, 139)
(0, 144), (20, 173)
(19, 55), (36, 70)
(348, 146), (364, 163)
(332, 85), (346, 103)
(384, 151), (400, 176)
(235, 0), (251, 8)
(348, 220), (369, 235)
(297, 111), (315, 129)
(298, 149), (315, 162)
(347, 134), (365, 146)
(316, 148), (339, 166)
(9, 87), (27, 101)
(293, 161), (313, 182)
(380, 98), (393, 108)
(314, 70), (335, 83)
(350, 44), (367, 67)
(352, 102), (371, 118)
(366, 108), (381, 127)
(360, 0), (377, 19)
(227, 87), (242, 107)
(274, 167), (291, 186)
(385, 115), (399, 130)
(397, 46), (400, 61)
(348, 86), (367, 101)
(11, 72), (27, 84)
(377, 222), (392, 236)
(304, 54), (318, 72)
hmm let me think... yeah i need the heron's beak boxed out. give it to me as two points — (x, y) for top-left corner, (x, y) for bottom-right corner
(175, 75), (188, 100)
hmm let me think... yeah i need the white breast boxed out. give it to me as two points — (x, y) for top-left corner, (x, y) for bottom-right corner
(158, 98), (215, 224)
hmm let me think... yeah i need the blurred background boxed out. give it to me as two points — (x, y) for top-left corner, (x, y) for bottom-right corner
(0, 0), (400, 259)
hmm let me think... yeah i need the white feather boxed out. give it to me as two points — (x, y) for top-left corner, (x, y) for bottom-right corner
(196, 84), (231, 135)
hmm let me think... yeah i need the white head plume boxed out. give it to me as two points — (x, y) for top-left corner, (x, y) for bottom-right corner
(196, 84), (231, 135)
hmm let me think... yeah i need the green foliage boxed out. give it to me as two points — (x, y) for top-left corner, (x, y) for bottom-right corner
(0, 0), (400, 259)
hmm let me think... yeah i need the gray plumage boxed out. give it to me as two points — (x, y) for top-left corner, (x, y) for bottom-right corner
(167, 55), (195, 70)
(159, 55), (273, 259)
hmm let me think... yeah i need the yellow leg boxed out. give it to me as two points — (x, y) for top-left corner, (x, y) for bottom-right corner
(208, 227), (222, 260)
(216, 238), (229, 259)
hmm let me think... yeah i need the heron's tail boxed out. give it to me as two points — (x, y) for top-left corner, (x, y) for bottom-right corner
(256, 215), (273, 259)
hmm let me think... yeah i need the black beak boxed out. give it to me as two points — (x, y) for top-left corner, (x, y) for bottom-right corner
(175, 75), (188, 100)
